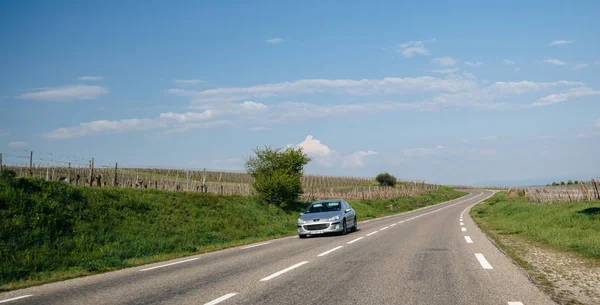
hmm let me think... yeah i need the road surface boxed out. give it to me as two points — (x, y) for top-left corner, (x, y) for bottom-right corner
(0, 190), (555, 305)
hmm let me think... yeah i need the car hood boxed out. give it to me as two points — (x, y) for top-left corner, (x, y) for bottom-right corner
(299, 211), (342, 222)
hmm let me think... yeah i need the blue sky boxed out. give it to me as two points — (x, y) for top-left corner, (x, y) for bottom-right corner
(1, 0), (599, 186)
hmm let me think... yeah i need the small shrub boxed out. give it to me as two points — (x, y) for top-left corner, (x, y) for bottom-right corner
(245, 146), (310, 207)
(375, 172), (397, 187)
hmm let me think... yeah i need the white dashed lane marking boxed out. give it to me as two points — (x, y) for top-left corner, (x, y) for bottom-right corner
(260, 261), (309, 281)
(204, 293), (237, 305)
(347, 237), (363, 244)
(140, 258), (199, 271)
(464, 236), (473, 243)
(0, 295), (33, 304)
(317, 246), (343, 257)
(475, 253), (493, 269)
(241, 242), (271, 249)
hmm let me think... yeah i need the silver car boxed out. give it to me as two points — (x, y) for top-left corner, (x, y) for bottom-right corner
(297, 199), (358, 238)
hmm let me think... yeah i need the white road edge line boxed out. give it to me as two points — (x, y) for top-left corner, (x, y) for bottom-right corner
(464, 236), (473, 243)
(140, 258), (199, 271)
(475, 253), (494, 269)
(241, 242), (271, 249)
(461, 227), (467, 232)
(204, 293), (238, 305)
(260, 261), (309, 281)
(347, 237), (364, 244)
(0, 295), (33, 304)
(380, 226), (389, 230)
(318, 246), (343, 257)
(507, 302), (524, 305)
(366, 231), (379, 236)
(390, 224), (397, 227)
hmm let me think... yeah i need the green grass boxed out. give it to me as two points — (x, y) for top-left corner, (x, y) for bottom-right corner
(349, 186), (466, 220)
(471, 192), (600, 260)
(0, 171), (464, 291)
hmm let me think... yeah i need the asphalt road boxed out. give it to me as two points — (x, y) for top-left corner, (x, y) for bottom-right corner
(0, 190), (556, 305)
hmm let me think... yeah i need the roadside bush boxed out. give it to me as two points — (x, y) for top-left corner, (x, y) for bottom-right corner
(375, 172), (397, 187)
(245, 146), (310, 207)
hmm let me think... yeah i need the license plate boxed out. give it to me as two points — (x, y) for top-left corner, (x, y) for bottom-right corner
(309, 230), (324, 234)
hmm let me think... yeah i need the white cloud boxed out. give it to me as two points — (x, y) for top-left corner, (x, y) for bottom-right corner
(548, 40), (575, 46)
(464, 61), (484, 67)
(575, 63), (589, 69)
(173, 79), (204, 86)
(397, 40), (433, 58)
(543, 59), (567, 66)
(460, 138), (469, 143)
(503, 59), (516, 65)
(538, 135), (555, 140)
(432, 57), (456, 66)
(46, 75), (597, 139)
(266, 38), (283, 44)
(296, 136), (335, 167)
(8, 141), (26, 148)
(43, 118), (160, 139)
(249, 126), (273, 132)
(168, 76), (480, 103)
(18, 85), (108, 102)
(431, 68), (460, 74)
(577, 118), (600, 138)
(0, 132), (10, 137)
(159, 110), (213, 122)
(525, 87), (600, 108)
(403, 146), (444, 157)
(481, 135), (498, 141)
(342, 151), (378, 167)
(240, 101), (268, 111)
(77, 76), (103, 81)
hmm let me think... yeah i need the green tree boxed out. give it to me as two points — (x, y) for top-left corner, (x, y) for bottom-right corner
(560, 181), (565, 185)
(574, 180), (579, 184)
(245, 146), (310, 207)
(375, 172), (397, 187)
(567, 180), (573, 185)
(552, 182), (558, 186)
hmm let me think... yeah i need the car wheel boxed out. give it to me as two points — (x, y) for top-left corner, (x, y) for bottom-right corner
(299, 234), (307, 239)
(341, 220), (347, 235)
(352, 217), (358, 232)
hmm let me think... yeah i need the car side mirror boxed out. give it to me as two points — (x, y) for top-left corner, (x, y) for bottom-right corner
(299, 213), (304, 216)
(345, 209), (351, 213)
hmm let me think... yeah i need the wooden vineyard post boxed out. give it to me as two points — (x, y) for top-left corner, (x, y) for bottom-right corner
(29, 151), (33, 177)
(0, 153), (2, 171)
(89, 158), (94, 187)
(113, 162), (118, 186)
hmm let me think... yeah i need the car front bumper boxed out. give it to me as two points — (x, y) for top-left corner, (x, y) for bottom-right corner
(297, 221), (344, 235)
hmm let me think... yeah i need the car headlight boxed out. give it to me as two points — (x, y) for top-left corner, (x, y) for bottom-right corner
(327, 215), (340, 222)
(298, 218), (306, 224)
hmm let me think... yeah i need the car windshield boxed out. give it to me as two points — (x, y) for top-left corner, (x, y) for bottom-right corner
(304, 202), (342, 214)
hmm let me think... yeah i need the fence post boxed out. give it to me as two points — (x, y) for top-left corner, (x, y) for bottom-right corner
(0, 153), (2, 171)
(29, 151), (33, 177)
(113, 162), (118, 186)
(89, 158), (94, 187)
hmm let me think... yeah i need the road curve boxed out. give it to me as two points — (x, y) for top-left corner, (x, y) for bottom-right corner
(0, 190), (555, 305)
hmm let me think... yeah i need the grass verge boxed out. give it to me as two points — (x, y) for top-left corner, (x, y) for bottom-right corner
(470, 192), (600, 304)
(0, 171), (464, 291)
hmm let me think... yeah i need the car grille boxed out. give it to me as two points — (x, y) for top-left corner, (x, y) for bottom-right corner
(304, 224), (329, 230)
